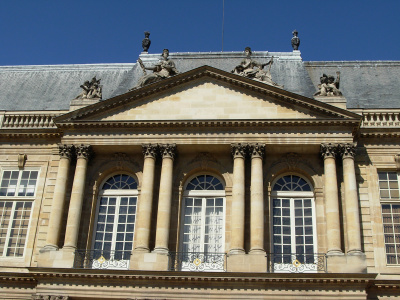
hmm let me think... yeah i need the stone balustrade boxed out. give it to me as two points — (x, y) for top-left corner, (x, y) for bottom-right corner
(0, 112), (60, 128)
(361, 110), (400, 127)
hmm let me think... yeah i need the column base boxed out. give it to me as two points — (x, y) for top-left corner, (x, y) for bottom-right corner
(326, 253), (367, 273)
(249, 248), (265, 255)
(326, 249), (343, 256)
(37, 247), (75, 268)
(228, 248), (245, 255)
(227, 253), (267, 272)
(152, 247), (169, 254)
(39, 244), (59, 252)
(134, 246), (150, 253)
(129, 251), (169, 271)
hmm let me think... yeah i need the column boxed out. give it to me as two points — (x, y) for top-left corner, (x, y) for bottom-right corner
(249, 143), (265, 254)
(44, 144), (74, 250)
(154, 144), (176, 253)
(134, 144), (157, 252)
(320, 143), (342, 254)
(339, 143), (362, 254)
(229, 143), (246, 254)
(63, 145), (92, 250)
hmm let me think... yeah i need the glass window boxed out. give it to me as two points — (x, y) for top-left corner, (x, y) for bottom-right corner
(271, 175), (318, 273)
(92, 174), (138, 270)
(0, 170), (38, 257)
(378, 172), (400, 265)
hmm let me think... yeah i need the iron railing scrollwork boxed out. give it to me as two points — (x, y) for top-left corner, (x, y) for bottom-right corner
(267, 253), (327, 273)
(168, 252), (226, 272)
(73, 250), (131, 270)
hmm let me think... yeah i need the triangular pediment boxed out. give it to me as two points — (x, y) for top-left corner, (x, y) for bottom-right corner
(55, 66), (361, 126)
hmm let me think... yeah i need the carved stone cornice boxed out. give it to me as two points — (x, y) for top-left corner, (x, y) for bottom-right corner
(249, 143), (265, 159)
(32, 296), (69, 300)
(339, 143), (357, 159)
(75, 144), (93, 160)
(58, 144), (74, 160)
(231, 143), (247, 159)
(159, 144), (176, 160)
(320, 143), (338, 159)
(142, 144), (158, 159)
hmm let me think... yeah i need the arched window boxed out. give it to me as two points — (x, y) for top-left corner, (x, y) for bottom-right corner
(271, 174), (318, 273)
(91, 174), (138, 270)
(178, 175), (225, 271)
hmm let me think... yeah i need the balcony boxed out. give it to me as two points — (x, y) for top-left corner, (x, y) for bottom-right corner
(168, 252), (226, 272)
(267, 253), (327, 273)
(73, 250), (131, 270)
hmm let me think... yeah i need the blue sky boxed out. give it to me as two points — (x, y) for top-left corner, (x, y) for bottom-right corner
(0, 0), (398, 65)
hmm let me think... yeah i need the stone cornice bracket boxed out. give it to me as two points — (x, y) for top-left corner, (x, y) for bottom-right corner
(159, 143), (176, 160)
(231, 143), (247, 158)
(338, 142), (357, 159)
(142, 144), (158, 159)
(320, 143), (338, 159)
(249, 143), (265, 159)
(395, 154), (400, 170)
(58, 144), (74, 160)
(75, 144), (93, 161)
(18, 153), (27, 169)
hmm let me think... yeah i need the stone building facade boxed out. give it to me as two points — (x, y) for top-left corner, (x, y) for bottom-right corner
(0, 50), (399, 299)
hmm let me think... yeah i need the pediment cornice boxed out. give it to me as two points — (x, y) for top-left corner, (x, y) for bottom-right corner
(54, 66), (361, 124)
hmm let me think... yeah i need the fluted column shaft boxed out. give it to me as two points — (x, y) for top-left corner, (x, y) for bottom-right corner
(340, 143), (362, 254)
(249, 144), (265, 254)
(229, 144), (246, 254)
(45, 145), (74, 250)
(63, 145), (92, 249)
(321, 143), (342, 254)
(134, 144), (157, 252)
(154, 144), (176, 253)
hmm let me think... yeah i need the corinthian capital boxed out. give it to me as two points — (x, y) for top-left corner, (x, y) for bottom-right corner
(75, 144), (93, 160)
(160, 144), (176, 159)
(249, 143), (265, 159)
(338, 143), (357, 159)
(58, 144), (74, 160)
(231, 143), (247, 158)
(142, 144), (158, 159)
(320, 143), (338, 159)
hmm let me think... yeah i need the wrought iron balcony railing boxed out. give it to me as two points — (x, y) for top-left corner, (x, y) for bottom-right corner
(74, 250), (131, 270)
(267, 253), (327, 273)
(168, 252), (226, 272)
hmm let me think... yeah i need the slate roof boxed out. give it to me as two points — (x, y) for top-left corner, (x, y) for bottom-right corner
(0, 51), (398, 111)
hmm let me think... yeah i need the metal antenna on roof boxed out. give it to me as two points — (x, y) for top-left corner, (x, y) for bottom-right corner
(222, 0), (225, 52)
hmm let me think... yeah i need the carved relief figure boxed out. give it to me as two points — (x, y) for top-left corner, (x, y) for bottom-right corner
(75, 77), (102, 99)
(291, 30), (300, 50)
(314, 71), (342, 96)
(232, 47), (281, 87)
(136, 49), (179, 88)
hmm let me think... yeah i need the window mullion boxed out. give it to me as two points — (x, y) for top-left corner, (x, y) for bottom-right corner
(111, 197), (120, 253)
(290, 198), (296, 254)
(200, 198), (207, 252)
(4, 201), (16, 257)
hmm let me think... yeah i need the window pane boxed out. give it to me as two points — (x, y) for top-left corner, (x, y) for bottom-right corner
(382, 203), (400, 264)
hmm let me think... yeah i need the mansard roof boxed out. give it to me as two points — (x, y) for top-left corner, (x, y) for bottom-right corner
(0, 51), (399, 111)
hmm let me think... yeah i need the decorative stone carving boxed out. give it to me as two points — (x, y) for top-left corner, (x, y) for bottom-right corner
(18, 153), (27, 168)
(231, 47), (281, 87)
(75, 77), (102, 99)
(231, 143), (247, 158)
(136, 49), (179, 88)
(249, 143), (265, 159)
(160, 143), (176, 159)
(320, 143), (338, 159)
(142, 31), (151, 52)
(58, 144), (74, 160)
(314, 72), (342, 96)
(338, 143), (357, 158)
(75, 144), (93, 160)
(291, 30), (300, 50)
(142, 144), (158, 158)
(32, 296), (69, 300)
(284, 152), (299, 169)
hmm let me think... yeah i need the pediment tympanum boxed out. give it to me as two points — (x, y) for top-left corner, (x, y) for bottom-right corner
(55, 66), (361, 127)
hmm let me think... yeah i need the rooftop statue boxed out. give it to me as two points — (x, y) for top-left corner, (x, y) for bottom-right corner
(291, 30), (300, 50)
(75, 77), (102, 99)
(314, 72), (342, 96)
(142, 31), (151, 52)
(232, 47), (281, 87)
(136, 49), (179, 88)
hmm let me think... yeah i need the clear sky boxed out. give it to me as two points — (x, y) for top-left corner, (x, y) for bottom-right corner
(0, 0), (398, 65)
